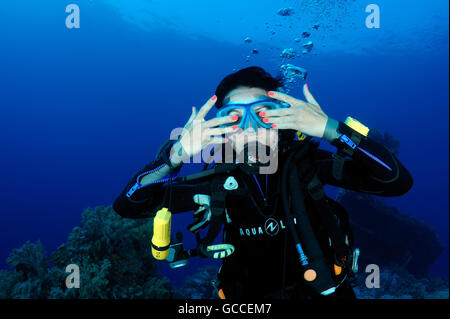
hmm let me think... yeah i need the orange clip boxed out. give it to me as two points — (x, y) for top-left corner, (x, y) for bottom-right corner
(334, 264), (342, 275)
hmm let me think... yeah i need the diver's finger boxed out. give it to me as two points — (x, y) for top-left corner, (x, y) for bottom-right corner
(196, 95), (217, 120)
(268, 122), (296, 130)
(264, 116), (295, 124)
(267, 91), (299, 107)
(303, 84), (320, 108)
(261, 107), (296, 118)
(204, 114), (238, 128)
(185, 106), (197, 129)
(207, 126), (237, 136)
(207, 136), (229, 146)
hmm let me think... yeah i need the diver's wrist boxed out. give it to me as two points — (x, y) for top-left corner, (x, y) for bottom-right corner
(169, 141), (188, 167)
(322, 117), (340, 142)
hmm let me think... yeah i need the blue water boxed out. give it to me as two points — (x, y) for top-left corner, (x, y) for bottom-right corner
(0, 0), (448, 289)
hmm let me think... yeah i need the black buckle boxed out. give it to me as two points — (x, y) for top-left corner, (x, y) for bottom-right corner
(332, 153), (345, 181)
(307, 175), (325, 200)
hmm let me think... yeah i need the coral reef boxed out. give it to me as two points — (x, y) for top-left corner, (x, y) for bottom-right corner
(179, 266), (220, 299)
(0, 206), (178, 299)
(3, 241), (50, 298)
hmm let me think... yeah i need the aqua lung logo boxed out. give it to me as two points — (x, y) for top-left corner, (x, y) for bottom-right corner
(239, 218), (295, 237)
(264, 218), (280, 236)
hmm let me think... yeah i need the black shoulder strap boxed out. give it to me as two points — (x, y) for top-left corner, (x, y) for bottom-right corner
(306, 174), (351, 266)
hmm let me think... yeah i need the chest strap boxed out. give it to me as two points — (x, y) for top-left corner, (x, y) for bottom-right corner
(307, 174), (352, 269)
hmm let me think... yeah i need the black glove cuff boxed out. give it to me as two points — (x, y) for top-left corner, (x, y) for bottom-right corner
(331, 122), (364, 152)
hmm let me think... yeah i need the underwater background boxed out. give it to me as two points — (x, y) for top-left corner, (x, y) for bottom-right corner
(0, 0), (448, 298)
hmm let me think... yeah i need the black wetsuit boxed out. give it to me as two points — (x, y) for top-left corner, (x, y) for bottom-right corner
(113, 123), (413, 299)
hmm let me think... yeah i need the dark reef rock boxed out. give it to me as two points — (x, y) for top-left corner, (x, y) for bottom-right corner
(336, 189), (443, 276)
(353, 266), (448, 299)
(179, 266), (219, 299)
(335, 128), (441, 276)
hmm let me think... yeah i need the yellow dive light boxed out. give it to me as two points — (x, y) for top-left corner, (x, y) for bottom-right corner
(344, 116), (370, 137)
(151, 207), (172, 260)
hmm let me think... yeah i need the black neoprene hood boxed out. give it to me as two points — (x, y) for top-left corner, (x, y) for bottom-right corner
(214, 66), (283, 109)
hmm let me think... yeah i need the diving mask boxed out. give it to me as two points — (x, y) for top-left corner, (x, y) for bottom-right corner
(216, 99), (290, 130)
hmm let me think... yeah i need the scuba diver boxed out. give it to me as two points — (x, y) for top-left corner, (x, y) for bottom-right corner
(113, 67), (413, 299)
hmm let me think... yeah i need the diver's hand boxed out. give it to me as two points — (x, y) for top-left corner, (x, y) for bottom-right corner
(261, 84), (330, 139)
(170, 95), (238, 165)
